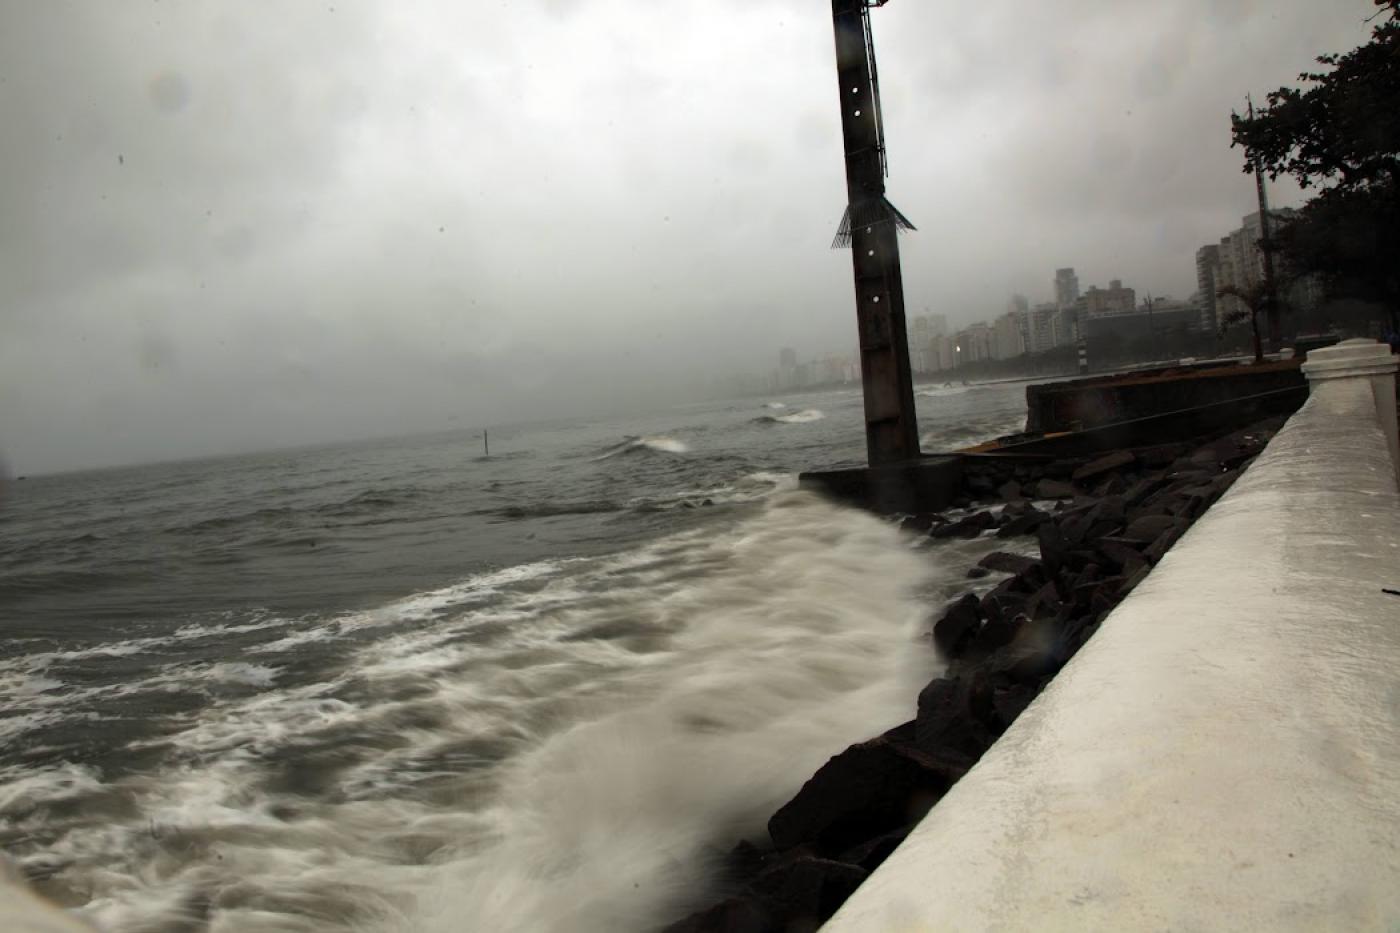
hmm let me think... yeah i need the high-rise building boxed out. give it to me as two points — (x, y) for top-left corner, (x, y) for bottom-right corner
(1054, 268), (1080, 308)
(907, 313), (950, 373)
(1196, 245), (1223, 333)
(778, 347), (798, 370)
(992, 312), (1026, 360)
(1083, 279), (1137, 317)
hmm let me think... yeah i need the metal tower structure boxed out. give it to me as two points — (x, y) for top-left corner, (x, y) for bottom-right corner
(830, 0), (921, 466)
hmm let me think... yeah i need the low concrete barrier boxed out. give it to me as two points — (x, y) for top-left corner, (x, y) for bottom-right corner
(826, 340), (1400, 931)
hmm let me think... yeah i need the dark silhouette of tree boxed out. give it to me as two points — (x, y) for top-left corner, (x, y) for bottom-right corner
(1218, 283), (1268, 364)
(1231, 0), (1400, 328)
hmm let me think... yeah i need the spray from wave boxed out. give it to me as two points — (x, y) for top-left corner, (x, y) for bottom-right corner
(9, 493), (947, 933)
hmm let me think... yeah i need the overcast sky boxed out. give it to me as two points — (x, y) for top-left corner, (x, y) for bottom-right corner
(0, 0), (1380, 473)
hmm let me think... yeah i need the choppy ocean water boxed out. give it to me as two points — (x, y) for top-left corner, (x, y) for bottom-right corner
(1, 383), (1033, 932)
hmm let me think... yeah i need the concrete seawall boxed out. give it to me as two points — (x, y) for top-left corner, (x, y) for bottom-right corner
(826, 341), (1400, 931)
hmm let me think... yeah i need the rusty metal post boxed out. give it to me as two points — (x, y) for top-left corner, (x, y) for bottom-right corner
(831, 0), (920, 466)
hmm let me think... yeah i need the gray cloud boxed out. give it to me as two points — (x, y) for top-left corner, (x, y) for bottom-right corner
(0, 0), (1381, 472)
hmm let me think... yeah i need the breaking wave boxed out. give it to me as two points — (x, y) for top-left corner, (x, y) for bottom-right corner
(5, 494), (951, 933)
(591, 436), (691, 461)
(751, 409), (825, 425)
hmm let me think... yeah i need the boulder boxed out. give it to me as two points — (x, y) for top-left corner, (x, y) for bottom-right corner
(932, 593), (982, 659)
(750, 856), (868, 927)
(1093, 473), (1128, 498)
(899, 513), (939, 534)
(1035, 478), (1078, 499)
(996, 507), (1049, 538)
(1136, 442), (1186, 467)
(977, 551), (1039, 576)
(965, 566), (991, 580)
(837, 826), (913, 873)
(767, 729), (966, 853)
(1096, 537), (1148, 574)
(997, 480), (1024, 501)
(1037, 521), (1070, 575)
(1072, 449), (1136, 483)
(929, 510), (996, 539)
(989, 679), (1041, 730)
(1143, 520), (1189, 563)
(1122, 514), (1178, 543)
(967, 612), (1020, 656)
(915, 676), (996, 758)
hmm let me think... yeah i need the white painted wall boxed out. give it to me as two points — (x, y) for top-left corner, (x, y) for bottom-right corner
(826, 354), (1400, 931)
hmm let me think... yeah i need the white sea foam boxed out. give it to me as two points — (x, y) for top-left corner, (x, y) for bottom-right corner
(18, 492), (965, 933)
(773, 408), (824, 424)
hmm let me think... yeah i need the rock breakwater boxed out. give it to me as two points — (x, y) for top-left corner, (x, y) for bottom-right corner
(667, 415), (1285, 932)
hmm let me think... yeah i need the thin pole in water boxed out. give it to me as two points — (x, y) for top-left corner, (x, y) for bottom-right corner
(484, 429), (489, 457)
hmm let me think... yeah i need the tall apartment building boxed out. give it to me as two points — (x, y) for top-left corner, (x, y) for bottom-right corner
(992, 311), (1026, 360)
(1054, 268), (1080, 308)
(908, 313), (950, 373)
(1196, 245), (1223, 333)
(1083, 279), (1137, 317)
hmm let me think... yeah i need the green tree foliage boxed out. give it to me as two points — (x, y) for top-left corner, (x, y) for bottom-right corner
(1231, 0), (1400, 323)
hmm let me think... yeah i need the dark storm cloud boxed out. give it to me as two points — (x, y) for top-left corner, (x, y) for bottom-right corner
(0, 0), (1380, 472)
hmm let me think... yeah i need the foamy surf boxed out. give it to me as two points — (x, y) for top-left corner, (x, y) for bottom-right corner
(752, 409), (824, 425)
(9, 493), (952, 933)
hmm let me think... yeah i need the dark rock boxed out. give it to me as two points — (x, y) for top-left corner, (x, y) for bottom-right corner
(1093, 473), (1128, 498)
(980, 578), (1028, 629)
(1143, 520), (1189, 563)
(1058, 511), (1091, 546)
(1123, 473), (1168, 507)
(1213, 471), (1240, 497)
(1042, 459), (1082, 479)
(997, 480), (1023, 501)
(1085, 495), (1127, 529)
(1096, 537), (1148, 575)
(977, 551), (1039, 576)
(1122, 514), (1178, 543)
(900, 513), (939, 534)
(1023, 581), (1065, 620)
(1120, 563), (1151, 595)
(965, 473), (997, 495)
(932, 594), (982, 660)
(1035, 478), (1078, 499)
(987, 618), (1069, 684)
(995, 507), (1048, 538)
(965, 566), (991, 580)
(1037, 521), (1069, 575)
(663, 897), (770, 933)
(915, 677), (996, 758)
(951, 496), (972, 510)
(767, 730), (966, 854)
(723, 840), (769, 879)
(968, 613), (1020, 656)
(1136, 443), (1186, 467)
(1002, 499), (1029, 518)
(1072, 449), (1136, 483)
(837, 826), (912, 873)
(751, 856), (868, 927)
(929, 510), (996, 539)
(989, 680), (1040, 730)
